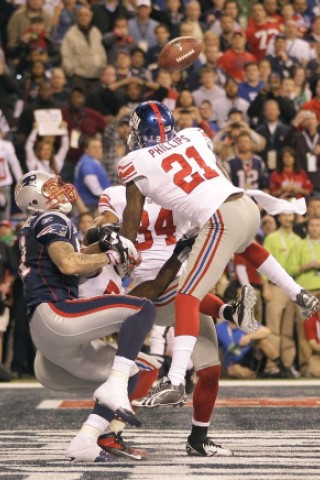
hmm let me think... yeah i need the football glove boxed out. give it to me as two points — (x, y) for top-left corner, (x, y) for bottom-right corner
(173, 235), (196, 263)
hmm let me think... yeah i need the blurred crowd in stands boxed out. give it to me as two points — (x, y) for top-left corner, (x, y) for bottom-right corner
(0, 0), (320, 382)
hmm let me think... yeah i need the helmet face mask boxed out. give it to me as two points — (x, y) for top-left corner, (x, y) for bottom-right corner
(15, 171), (79, 215)
(128, 101), (175, 150)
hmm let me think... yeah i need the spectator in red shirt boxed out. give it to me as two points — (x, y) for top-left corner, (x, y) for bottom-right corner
(217, 30), (256, 82)
(246, 3), (281, 61)
(304, 313), (320, 377)
(61, 87), (106, 182)
(269, 146), (313, 199)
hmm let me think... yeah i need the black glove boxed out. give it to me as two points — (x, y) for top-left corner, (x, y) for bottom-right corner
(86, 223), (119, 245)
(173, 236), (196, 263)
(98, 225), (128, 263)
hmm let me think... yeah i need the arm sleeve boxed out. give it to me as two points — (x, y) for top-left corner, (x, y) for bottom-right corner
(25, 128), (39, 172)
(84, 174), (104, 196)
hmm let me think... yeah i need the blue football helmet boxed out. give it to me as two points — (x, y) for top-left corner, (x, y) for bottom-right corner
(128, 101), (175, 150)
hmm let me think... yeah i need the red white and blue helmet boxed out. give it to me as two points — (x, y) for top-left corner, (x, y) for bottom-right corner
(128, 101), (175, 150)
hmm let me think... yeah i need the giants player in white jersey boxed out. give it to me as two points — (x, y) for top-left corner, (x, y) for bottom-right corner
(116, 101), (320, 407)
(85, 184), (258, 457)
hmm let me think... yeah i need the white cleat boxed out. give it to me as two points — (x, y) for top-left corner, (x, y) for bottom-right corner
(93, 381), (141, 427)
(232, 285), (260, 333)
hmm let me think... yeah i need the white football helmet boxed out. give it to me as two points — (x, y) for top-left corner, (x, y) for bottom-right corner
(15, 171), (79, 215)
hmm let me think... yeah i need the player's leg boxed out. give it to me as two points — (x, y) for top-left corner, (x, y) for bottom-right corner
(187, 314), (233, 457)
(30, 295), (156, 426)
(34, 349), (156, 461)
(241, 241), (320, 318)
(167, 196), (260, 392)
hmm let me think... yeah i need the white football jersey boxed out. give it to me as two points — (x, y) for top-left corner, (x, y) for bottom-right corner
(98, 186), (189, 283)
(117, 128), (243, 230)
(79, 264), (123, 298)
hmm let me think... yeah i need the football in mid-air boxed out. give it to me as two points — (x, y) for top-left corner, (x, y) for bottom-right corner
(157, 36), (203, 72)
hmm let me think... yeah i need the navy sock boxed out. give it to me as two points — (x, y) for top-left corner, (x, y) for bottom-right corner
(117, 300), (155, 360)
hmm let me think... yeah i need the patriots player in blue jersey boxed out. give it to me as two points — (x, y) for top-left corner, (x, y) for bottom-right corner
(14, 170), (156, 462)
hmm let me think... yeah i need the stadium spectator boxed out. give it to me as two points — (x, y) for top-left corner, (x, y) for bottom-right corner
(102, 16), (138, 65)
(217, 30), (256, 82)
(184, 0), (208, 41)
(209, 0), (240, 37)
(7, 0), (52, 50)
(0, 136), (23, 221)
(145, 23), (171, 74)
(263, 213), (302, 377)
(269, 146), (313, 199)
(258, 57), (272, 83)
(91, 0), (129, 35)
(246, 3), (280, 62)
(15, 79), (60, 169)
(303, 313), (320, 377)
(130, 47), (152, 83)
(213, 111), (266, 161)
(214, 77), (249, 128)
(224, 131), (269, 191)
(285, 109), (320, 196)
(301, 77), (320, 120)
(267, 20), (312, 66)
(292, 66), (312, 106)
(61, 6), (107, 94)
(262, 0), (282, 23)
(86, 66), (123, 122)
(255, 99), (290, 170)
(191, 66), (225, 110)
(128, 0), (159, 51)
(25, 122), (69, 174)
(238, 62), (265, 103)
(216, 319), (286, 379)
(74, 136), (111, 214)
(0, 58), (19, 129)
(103, 110), (131, 185)
(50, 67), (70, 107)
(50, 0), (79, 45)
(61, 87), (106, 182)
(198, 99), (219, 136)
(265, 33), (301, 79)
(248, 72), (296, 126)
(286, 216), (320, 374)
(218, 14), (236, 52)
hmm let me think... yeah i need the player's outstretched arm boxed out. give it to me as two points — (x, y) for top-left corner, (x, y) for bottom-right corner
(130, 254), (182, 301)
(129, 236), (195, 301)
(120, 182), (145, 241)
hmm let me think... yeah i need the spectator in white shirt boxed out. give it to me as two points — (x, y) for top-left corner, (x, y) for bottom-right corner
(0, 139), (23, 221)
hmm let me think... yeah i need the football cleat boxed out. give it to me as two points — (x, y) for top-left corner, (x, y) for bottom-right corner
(98, 432), (148, 460)
(186, 436), (234, 457)
(232, 285), (260, 333)
(134, 376), (187, 408)
(93, 382), (142, 427)
(294, 289), (320, 320)
(66, 438), (113, 463)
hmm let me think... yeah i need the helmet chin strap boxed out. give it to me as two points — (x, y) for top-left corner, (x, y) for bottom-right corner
(58, 202), (72, 214)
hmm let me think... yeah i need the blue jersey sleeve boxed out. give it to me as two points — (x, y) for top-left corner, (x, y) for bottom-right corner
(32, 212), (73, 247)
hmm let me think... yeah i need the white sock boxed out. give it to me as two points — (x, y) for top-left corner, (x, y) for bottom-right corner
(81, 414), (109, 439)
(168, 335), (197, 386)
(258, 255), (301, 300)
(106, 355), (135, 385)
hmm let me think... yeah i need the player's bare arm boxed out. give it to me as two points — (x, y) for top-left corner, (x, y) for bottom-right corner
(48, 241), (111, 275)
(130, 255), (182, 301)
(120, 182), (145, 241)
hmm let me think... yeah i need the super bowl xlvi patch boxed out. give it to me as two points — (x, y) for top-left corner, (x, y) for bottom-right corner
(37, 224), (68, 238)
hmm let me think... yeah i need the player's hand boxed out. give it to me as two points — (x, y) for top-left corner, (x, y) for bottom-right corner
(105, 250), (122, 266)
(173, 235), (196, 263)
(98, 226), (128, 263)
